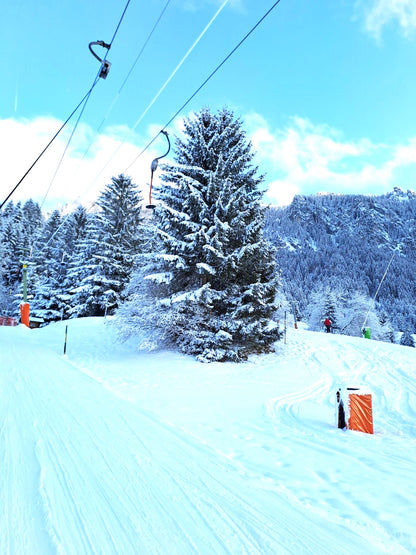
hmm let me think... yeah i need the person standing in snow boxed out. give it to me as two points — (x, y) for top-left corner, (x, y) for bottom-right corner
(324, 318), (331, 333)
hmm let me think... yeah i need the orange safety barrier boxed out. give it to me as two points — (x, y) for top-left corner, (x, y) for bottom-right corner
(20, 302), (30, 328)
(348, 392), (373, 434)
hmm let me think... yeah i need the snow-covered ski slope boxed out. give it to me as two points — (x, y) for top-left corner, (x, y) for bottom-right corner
(1, 318), (415, 554)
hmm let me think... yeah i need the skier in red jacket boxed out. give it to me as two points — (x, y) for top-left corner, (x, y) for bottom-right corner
(324, 318), (331, 333)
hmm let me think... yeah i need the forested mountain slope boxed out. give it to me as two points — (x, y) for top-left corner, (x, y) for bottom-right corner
(265, 187), (416, 332)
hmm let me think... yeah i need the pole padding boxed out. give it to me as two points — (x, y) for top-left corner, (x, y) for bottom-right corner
(20, 302), (30, 327)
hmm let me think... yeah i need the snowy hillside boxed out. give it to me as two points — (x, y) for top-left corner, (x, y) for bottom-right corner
(1, 318), (415, 554)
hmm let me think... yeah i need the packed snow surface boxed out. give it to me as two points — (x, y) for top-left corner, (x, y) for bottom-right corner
(1, 318), (415, 554)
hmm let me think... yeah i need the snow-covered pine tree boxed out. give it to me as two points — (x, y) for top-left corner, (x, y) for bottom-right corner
(80, 174), (143, 316)
(118, 107), (280, 361)
(22, 199), (43, 239)
(60, 205), (91, 318)
(378, 308), (395, 343)
(399, 329), (415, 347)
(1, 202), (26, 290)
(65, 210), (101, 317)
(0, 240), (9, 314)
(322, 288), (340, 333)
(0, 201), (40, 315)
(30, 209), (68, 322)
(0, 203), (16, 313)
(307, 286), (343, 333)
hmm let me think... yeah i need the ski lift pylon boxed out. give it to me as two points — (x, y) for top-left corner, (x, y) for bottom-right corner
(146, 130), (170, 209)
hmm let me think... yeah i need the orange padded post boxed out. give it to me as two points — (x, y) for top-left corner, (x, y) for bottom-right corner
(348, 392), (373, 434)
(20, 302), (30, 328)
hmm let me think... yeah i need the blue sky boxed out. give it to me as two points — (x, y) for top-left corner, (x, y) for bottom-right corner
(1, 0), (416, 210)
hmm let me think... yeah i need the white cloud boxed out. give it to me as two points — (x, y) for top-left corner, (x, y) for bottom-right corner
(266, 180), (300, 207)
(0, 117), (163, 212)
(244, 113), (416, 206)
(357, 0), (416, 40)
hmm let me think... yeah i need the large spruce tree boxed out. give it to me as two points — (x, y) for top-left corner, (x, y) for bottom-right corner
(118, 107), (280, 361)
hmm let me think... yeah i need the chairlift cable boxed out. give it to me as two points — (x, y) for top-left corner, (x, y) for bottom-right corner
(90, 0), (230, 188)
(124, 0), (282, 170)
(119, 0), (172, 94)
(162, 0), (282, 131)
(39, 83), (98, 210)
(40, 0), (132, 208)
(0, 86), (96, 210)
(99, 0), (172, 124)
(0, 0), (132, 212)
(22, 0), (133, 258)
(109, 0), (132, 46)
(61, 0), (173, 201)
(362, 246), (399, 330)
(19, 0), (282, 254)
(130, 0), (230, 134)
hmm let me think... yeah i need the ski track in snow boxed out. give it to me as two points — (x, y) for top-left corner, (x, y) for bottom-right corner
(263, 332), (416, 553)
(1, 320), (416, 554)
